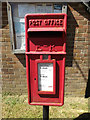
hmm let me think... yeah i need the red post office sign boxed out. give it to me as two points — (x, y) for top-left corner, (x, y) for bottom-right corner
(25, 13), (67, 106)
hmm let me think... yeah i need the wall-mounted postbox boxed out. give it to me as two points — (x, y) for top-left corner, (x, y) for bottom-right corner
(25, 13), (67, 106)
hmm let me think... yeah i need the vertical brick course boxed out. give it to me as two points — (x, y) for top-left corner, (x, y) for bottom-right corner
(0, 2), (2, 119)
(0, 2), (2, 96)
(1, 2), (89, 97)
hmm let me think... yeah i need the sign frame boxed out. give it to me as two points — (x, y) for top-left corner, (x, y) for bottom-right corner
(35, 59), (56, 95)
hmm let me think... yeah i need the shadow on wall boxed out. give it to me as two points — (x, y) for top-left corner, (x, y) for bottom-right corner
(73, 58), (88, 81)
(85, 69), (90, 98)
(65, 5), (78, 67)
(16, 54), (26, 67)
(70, 2), (90, 20)
(2, 3), (8, 29)
(66, 3), (90, 97)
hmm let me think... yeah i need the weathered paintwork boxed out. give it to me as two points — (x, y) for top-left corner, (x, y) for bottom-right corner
(25, 13), (67, 106)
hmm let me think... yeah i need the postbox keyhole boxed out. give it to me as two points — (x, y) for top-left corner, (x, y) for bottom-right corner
(34, 78), (36, 80)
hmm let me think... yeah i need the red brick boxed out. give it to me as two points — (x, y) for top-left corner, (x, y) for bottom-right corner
(79, 21), (88, 25)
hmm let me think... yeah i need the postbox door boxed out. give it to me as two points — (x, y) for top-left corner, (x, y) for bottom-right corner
(35, 56), (56, 95)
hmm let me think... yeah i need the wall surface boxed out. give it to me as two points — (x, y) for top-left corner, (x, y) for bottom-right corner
(65, 3), (89, 97)
(1, 2), (90, 97)
(0, 2), (2, 95)
(2, 2), (27, 95)
(0, 2), (2, 119)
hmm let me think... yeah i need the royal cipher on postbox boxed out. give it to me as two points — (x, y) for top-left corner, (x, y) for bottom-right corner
(25, 13), (67, 106)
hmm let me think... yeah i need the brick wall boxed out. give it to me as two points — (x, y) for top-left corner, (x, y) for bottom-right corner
(2, 2), (27, 95)
(0, 2), (2, 119)
(0, 2), (2, 94)
(65, 3), (89, 96)
(0, 2), (2, 96)
(1, 2), (90, 97)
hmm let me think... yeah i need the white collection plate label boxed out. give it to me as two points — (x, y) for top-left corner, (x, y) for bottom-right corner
(38, 63), (53, 91)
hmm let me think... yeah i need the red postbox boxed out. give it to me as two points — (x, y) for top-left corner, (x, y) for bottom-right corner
(25, 13), (67, 106)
